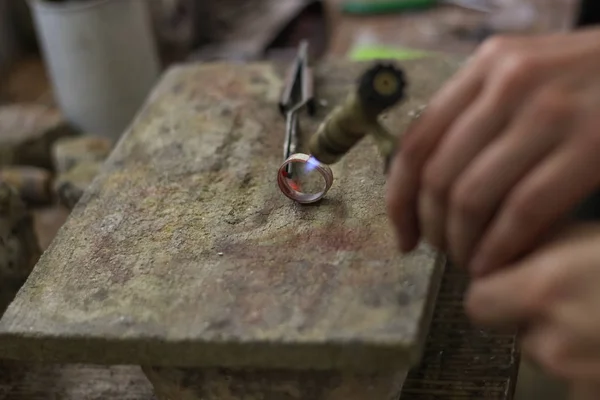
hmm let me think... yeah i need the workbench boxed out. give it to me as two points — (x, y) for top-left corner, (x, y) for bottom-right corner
(0, 55), (519, 399)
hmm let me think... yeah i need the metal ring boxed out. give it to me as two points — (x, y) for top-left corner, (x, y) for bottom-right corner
(277, 153), (334, 204)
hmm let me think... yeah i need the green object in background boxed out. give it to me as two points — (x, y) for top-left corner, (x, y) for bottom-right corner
(349, 45), (434, 61)
(342, 0), (438, 14)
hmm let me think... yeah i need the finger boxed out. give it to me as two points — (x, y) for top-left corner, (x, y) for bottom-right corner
(467, 227), (584, 328)
(570, 383), (600, 400)
(400, 61), (485, 157)
(417, 191), (445, 250)
(521, 320), (600, 382)
(387, 32), (586, 252)
(386, 157), (420, 251)
(520, 321), (573, 380)
(447, 94), (565, 268)
(387, 63), (485, 251)
(413, 37), (566, 255)
(418, 91), (509, 251)
(419, 80), (523, 255)
(465, 259), (544, 328)
(471, 139), (600, 276)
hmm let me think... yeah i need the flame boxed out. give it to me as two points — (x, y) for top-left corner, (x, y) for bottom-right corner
(304, 156), (320, 173)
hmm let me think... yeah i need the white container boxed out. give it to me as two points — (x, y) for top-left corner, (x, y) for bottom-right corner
(29, 0), (161, 141)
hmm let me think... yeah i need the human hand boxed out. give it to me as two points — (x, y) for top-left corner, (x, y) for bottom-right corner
(465, 223), (600, 385)
(570, 382), (600, 400)
(386, 28), (600, 275)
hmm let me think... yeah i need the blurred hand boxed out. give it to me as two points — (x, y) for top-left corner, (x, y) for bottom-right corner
(465, 223), (600, 385)
(570, 383), (600, 400)
(386, 28), (600, 275)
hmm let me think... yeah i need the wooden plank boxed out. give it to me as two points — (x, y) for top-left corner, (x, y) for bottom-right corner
(0, 57), (457, 370)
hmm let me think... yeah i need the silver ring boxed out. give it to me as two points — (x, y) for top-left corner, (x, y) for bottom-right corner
(277, 153), (334, 204)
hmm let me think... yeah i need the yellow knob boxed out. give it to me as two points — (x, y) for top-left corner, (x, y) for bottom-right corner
(373, 71), (399, 96)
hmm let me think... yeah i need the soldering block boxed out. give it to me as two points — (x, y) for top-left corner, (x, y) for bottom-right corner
(0, 58), (460, 371)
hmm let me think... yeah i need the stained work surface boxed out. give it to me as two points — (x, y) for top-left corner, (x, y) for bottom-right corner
(0, 58), (458, 369)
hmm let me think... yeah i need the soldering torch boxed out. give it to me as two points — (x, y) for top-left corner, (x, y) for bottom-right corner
(307, 63), (407, 171)
(277, 59), (407, 204)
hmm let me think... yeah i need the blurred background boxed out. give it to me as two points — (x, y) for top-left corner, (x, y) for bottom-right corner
(0, 0), (578, 107)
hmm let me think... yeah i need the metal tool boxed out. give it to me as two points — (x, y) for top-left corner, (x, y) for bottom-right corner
(279, 40), (316, 178)
(308, 62), (406, 172)
(277, 40), (335, 204)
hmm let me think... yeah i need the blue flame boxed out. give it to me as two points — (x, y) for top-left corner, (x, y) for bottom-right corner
(304, 156), (320, 173)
